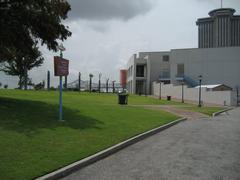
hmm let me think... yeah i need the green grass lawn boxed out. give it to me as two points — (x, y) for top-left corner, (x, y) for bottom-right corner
(0, 90), (180, 180)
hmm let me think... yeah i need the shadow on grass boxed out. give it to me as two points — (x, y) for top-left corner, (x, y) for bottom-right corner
(0, 97), (103, 135)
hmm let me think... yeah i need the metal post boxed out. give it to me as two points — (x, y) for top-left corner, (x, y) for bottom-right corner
(89, 76), (92, 93)
(198, 76), (202, 107)
(78, 72), (81, 92)
(47, 71), (50, 90)
(112, 81), (115, 93)
(99, 79), (101, 93)
(59, 75), (63, 121)
(237, 87), (239, 106)
(159, 81), (161, 100)
(99, 73), (102, 93)
(106, 79), (109, 93)
(182, 82), (184, 103)
(59, 50), (63, 121)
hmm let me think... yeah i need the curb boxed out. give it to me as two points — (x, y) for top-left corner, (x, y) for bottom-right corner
(36, 117), (186, 180)
(212, 107), (234, 117)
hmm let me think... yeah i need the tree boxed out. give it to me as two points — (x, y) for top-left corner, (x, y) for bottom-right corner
(0, 82), (2, 88)
(0, 0), (71, 62)
(1, 46), (44, 89)
(4, 84), (8, 89)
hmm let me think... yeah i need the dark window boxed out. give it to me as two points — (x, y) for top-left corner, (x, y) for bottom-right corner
(136, 65), (145, 77)
(163, 55), (169, 62)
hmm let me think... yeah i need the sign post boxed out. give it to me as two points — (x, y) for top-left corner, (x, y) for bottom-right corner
(54, 48), (69, 121)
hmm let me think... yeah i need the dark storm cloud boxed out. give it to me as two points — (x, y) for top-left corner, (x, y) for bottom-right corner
(67, 0), (154, 21)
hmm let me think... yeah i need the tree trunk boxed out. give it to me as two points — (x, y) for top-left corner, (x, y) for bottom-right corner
(19, 75), (23, 89)
(24, 67), (28, 90)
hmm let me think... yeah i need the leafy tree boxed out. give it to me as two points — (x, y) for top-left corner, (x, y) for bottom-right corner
(0, 82), (2, 88)
(1, 46), (44, 89)
(0, 0), (72, 62)
(4, 84), (8, 89)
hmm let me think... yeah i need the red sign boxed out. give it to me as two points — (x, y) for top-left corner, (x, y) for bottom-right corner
(54, 56), (69, 76)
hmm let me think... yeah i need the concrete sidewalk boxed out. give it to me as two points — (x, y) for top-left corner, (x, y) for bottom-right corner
(61, 108), (240, 180)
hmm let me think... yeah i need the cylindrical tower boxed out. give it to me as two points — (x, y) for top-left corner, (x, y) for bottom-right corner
(196, 8), (240, 48)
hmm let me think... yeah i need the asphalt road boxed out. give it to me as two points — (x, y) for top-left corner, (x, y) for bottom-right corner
(61, 108), (240, 180)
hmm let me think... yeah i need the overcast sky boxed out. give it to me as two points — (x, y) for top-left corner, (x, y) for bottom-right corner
(1, 0), (240, 88)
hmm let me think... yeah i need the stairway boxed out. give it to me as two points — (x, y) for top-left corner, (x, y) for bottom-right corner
(183, 75), (199, 87)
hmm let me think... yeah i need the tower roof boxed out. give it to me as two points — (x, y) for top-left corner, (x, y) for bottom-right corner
(209, 8), (235, 17)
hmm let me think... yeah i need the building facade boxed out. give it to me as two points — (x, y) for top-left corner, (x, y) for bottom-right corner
(127, 52), (170, 94)
(170, 46), (240, 88)
(196, 8), (240, 48)
(126, 8), (240, 95)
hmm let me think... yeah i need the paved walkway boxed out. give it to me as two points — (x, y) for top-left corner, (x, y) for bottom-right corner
(141, 105), (208, 120)
(61, 108), (240, 180)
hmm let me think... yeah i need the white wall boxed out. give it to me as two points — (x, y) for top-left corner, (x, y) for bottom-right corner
(170, 47), (240, 88)
(152, 82), (237, 106)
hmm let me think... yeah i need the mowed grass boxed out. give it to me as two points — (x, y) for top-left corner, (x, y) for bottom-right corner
(0, 90), (179, 180)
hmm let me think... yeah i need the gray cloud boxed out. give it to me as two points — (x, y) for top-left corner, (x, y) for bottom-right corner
(67, 0), (154, 21)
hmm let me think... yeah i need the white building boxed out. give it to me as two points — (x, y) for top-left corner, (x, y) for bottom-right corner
(127, 51), (170, 95)
(126, 8), (240, 97)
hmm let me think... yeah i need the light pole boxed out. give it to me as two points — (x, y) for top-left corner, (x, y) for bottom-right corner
(198, 75), (202, 107)
(98, 73), (102, 93)
(89, 74), (93, 93)
(47, 70), (50, 90)
(236, 86), (239, 106)
(159, 81), (161, 100)
(78, 72), (81, 92)
(182, 82), (184, 103)
(106, 78), (109, 93)
(112, 80), (116, 93)
(58, 43), (66, 121)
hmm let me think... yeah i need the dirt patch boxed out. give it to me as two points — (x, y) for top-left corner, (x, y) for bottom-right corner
(133, 105), (208, 120)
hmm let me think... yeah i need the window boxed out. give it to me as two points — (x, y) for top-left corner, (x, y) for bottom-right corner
(177, 64), (184, 76)
(163, 55), (169, 62)
(136, 65), (145, 77)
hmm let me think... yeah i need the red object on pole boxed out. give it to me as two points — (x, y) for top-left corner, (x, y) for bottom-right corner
(120, 69), (127, 88)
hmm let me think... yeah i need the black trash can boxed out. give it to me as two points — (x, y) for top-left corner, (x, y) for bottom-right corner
(167, 96), (171, 101)
(118, 94), (128, 105)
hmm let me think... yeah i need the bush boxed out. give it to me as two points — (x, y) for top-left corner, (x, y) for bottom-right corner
(49, 87), (56, 91)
